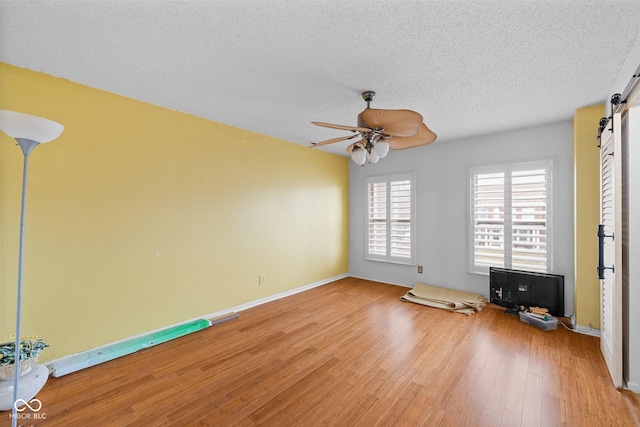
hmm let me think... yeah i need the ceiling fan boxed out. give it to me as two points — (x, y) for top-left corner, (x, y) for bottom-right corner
(311, 91), (437, 165)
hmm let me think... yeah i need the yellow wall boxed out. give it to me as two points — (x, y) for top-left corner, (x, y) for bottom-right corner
(0, 63), (349, 361)
(572, 104), (604, 329)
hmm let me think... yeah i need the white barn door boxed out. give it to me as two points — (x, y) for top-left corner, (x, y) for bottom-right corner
(599, 112), (623, 388)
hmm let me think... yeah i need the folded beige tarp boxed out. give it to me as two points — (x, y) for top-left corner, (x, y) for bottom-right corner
(401, 282), (488, 315)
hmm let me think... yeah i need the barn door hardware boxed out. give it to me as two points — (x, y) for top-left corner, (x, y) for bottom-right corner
(597, 224), (615, 279)
(597, 93), (626, 145)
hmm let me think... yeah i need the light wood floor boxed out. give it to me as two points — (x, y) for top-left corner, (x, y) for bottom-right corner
(11, 277), (640, 426)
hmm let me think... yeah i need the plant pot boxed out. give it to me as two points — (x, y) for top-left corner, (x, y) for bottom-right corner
(0, 358), (37, 381)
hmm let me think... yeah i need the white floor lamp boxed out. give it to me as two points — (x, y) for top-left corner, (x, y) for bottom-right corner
(0, 110), (63, 426)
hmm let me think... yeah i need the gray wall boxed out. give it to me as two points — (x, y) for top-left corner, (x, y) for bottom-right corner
(348, 120), (575, 316)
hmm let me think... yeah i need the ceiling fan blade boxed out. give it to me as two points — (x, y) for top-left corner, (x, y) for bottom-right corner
(359, 109), (423, 137)
(311, 134), (360, 147)
(388, 123), (437, 150)
(312, 121), (371, 133)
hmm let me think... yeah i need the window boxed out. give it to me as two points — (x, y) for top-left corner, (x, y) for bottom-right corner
(366, 173), (415, 264)
(469, 159), (553, 274)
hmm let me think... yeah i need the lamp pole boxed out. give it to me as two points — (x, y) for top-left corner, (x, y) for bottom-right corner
(0, 110), (63, 427)
(11, 138), (40, 427)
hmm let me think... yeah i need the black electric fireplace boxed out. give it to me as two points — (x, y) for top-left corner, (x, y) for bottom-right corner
(489, 267), (564, 316)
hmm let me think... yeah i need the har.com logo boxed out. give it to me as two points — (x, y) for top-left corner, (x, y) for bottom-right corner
(10, 398), (47, 420)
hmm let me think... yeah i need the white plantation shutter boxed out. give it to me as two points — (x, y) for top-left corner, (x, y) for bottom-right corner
(511, 168), (548, 271)
(367, 173), (415, 264)
(472, 171), (506, 269)
(390, 179), (412, 257)
(470, 160), (553, 274)
(368, 181), (387, 256)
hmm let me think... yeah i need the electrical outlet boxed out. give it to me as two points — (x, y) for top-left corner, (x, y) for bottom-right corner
(259, 275), (265, 285)
(417, 265), (423, 274)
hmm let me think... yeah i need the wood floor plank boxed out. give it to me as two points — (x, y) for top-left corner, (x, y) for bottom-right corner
(504, 353), (529, 414)
(8, 277), (640, 426)
(478, 408), (502, 427)
(499, 408), (522, 427)
(540, 392), (562, 426)
(521, 373), (543, 427)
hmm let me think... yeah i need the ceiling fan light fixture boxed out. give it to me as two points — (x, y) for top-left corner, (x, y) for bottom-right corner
(367, 149), (380, 164)
(373, 140), (390, 158)
(350, 146), (367, 165)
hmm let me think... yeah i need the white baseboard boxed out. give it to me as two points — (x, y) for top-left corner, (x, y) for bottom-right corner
(626, 380), (640, 393)
(347, 274), (413, 288)
(47, 273), (348, 375)
(205, 273), (349, 316)
(572, 325), (601, 337)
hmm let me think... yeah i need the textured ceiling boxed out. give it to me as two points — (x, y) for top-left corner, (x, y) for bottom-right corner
(1, 0), (639, 155)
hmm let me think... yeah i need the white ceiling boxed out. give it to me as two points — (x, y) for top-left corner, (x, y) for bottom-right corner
(1, 0), (639, 155)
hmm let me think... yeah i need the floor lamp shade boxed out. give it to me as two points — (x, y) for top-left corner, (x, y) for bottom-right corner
(0, 110), (63, 427)
(0, 110), (64, 143)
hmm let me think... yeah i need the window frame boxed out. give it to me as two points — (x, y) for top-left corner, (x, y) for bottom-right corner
(468, 158), (554, 275)
(365, 172), (416, 265)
